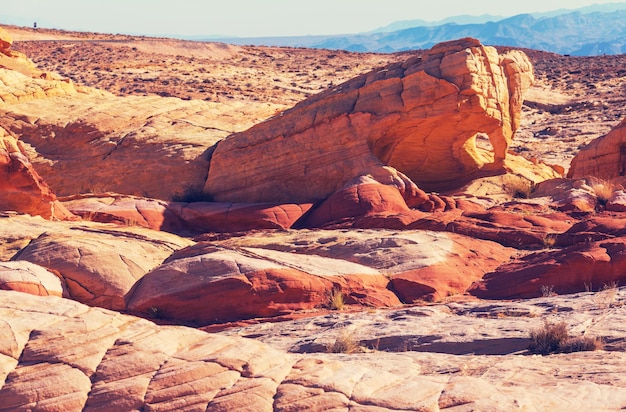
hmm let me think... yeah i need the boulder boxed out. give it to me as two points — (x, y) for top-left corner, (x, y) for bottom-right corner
(171, 201), (313, 233)
(468, 237), (626, 299)
(0, 127), (74, 220)
(0, 261), (64, 297)
(205, 38), (536, 203)
(568, 117), (626, 180)
(12, 225), (192, 311)
(127, 229), (514, 323)
(126, 241), (399, 325)
(302, 170), (427, 228)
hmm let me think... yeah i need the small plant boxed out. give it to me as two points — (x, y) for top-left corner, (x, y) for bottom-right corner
(328, 330), (363, 354)
(506, 179), (534, 199)
(147, 306), (164, 319)
(327, 287), (345, 311)
(528, 321), (603, 355)
(594, 281), (619, 308)
(540, 285), (557, 297)
(542, 234), (557, 249)
(590, 179), (621, 209)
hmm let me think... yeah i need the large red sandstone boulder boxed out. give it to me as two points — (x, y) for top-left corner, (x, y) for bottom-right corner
(0, 127), (74, 220)
(126, 242), (400, 324)
(568, 117), (626, 180)
(127, 229), (514, 323)
(205, 38), (537, 204)
(302, 171), (426, 228)
(12, 225), (192, 310)
(468, 236), (626, 299)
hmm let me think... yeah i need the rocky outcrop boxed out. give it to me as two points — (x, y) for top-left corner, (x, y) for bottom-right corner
(0, 26), (281, 200)
(126, 229), (514, 324)
(63, 193), (313, 234)
(568, 117), (626, 180)
(205, 37), (536, 204)
(12, 224), (192, 310)
(3, 290), (626, 410)
(469, 236), (626, 299)
(0, 127), (73, 219)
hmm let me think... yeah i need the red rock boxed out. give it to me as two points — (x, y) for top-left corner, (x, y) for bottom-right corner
(555, 214), (626, 246)
(0, 128), (74, 220)
(389, 233), (514, 302)
(64, 193), (313, 234)
(468, 237), (626, 299)
(302, 174), (418, 228)
(174, 201), (312, 232)
(126, 242), (401, 324)
(13, 226), (192, 311)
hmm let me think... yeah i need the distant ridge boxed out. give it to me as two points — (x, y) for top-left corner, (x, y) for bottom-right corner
(203, 3), (626, 56)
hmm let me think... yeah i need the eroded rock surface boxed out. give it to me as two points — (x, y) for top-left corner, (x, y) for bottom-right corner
(205, 37), (538, 204)
(2, 290), (626, 411)
(568, 116), (626, 180)
(0, 127), (73, 219)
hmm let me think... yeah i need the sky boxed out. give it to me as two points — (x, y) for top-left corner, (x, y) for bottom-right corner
(2, 0), (626, 38)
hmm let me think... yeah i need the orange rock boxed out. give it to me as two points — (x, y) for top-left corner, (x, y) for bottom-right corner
(0, 127), (74, 220)
(469, 237), (626, 299)
(0, 27), (12, 53)
(568, 117), (626, 180)
(205, 38), (535, 203)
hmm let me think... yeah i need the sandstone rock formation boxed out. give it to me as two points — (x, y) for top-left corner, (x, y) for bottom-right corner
(3, 290), (626, 411)
(0, 261), (64, 297)
(0, 28), (281, 200)
(12, 222), (192, 310)
(63, 193), (313, 234)
(205, 37), (537, 204)
(0, 127), (73, 219)
(568, 117), (626, 180)
(126, 229), (514, 324)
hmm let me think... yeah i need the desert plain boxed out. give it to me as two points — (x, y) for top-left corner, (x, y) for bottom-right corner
(1, 24), (626, 410)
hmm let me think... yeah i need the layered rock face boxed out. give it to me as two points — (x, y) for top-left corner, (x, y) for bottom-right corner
(0, 127), (73, 219)
(0, 27), (281, 200)
(568, 117), (626, 180)
(205, 37), (535, 203)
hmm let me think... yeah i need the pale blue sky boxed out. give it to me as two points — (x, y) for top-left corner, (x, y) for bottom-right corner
(2, 0), (625, 37)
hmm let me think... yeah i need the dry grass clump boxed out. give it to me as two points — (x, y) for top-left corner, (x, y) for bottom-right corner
(590, 179), (619, 206)
(506, 179), (535, 199)
(528, 321), (603, 355)
(327, 287), (345, 311)
(328, 330), (364, 354)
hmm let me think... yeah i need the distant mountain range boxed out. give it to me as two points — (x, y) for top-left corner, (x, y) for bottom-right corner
(202, 3), (626, 56)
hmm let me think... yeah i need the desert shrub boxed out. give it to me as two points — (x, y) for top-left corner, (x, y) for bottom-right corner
(528, 321), (603, 355)
(506, 179), (534, 199)
(327, 287), (345, 311)
(558, 336), (604, 353)
(590, 179), (618, 206)
(328, 331), (363, 354)
(171, 186), (214, 203)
